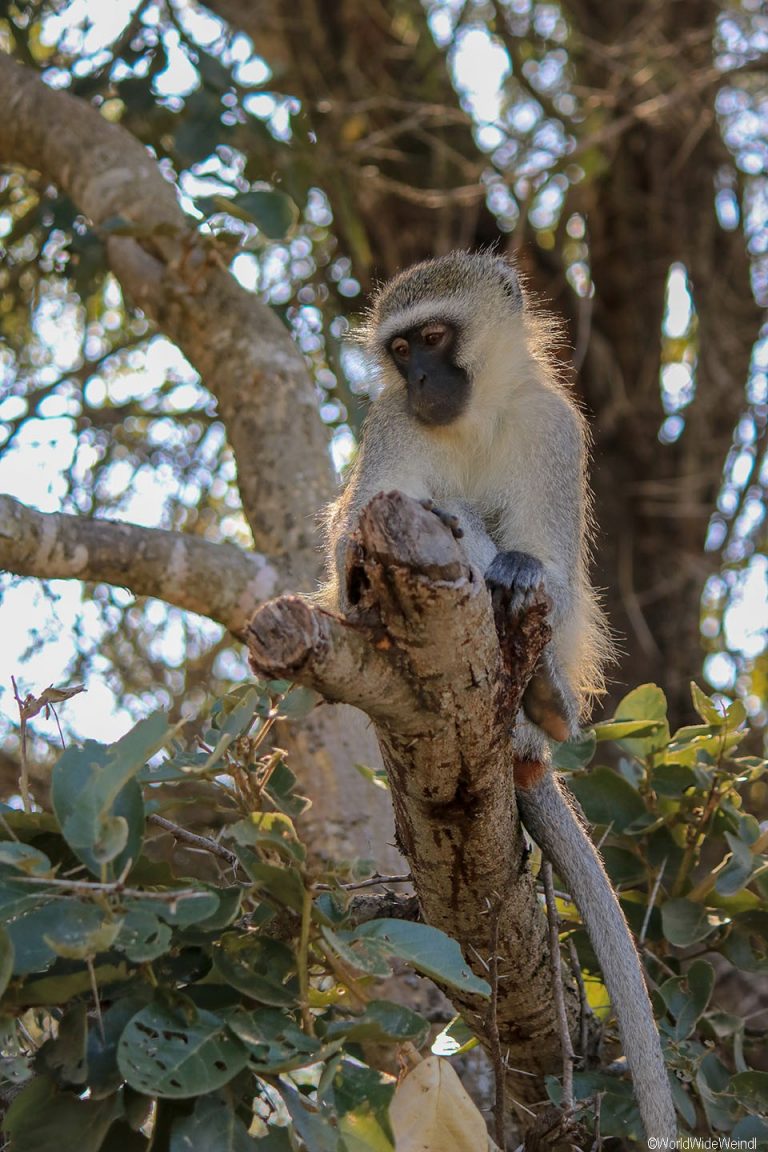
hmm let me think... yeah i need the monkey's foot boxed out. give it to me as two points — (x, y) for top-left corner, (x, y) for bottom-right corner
(485, 550), (546, 617)
(419, 498), (464, 539)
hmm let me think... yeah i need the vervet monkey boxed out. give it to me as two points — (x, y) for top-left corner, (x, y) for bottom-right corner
(323, 251), (676, 1141)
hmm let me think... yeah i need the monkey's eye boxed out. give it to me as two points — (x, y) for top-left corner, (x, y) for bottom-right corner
(422, 325), (449, 347)
(391, 337), (409, 359)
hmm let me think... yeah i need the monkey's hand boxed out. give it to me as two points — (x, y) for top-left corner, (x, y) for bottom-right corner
(486, 550), (576, 743)
(419, 498), (464, 539)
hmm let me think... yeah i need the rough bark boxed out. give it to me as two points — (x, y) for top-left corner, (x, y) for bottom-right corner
(248, 492), (581, 1108)
(0, 51), (398, 871)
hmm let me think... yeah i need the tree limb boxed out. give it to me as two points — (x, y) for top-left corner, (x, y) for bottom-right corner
(0, 494), (277, 637)
(0, 51), (333, 586)
(248, 493), (579, 1105)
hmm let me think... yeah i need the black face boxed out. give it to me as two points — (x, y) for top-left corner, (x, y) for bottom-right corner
(388, 322), (469, 427)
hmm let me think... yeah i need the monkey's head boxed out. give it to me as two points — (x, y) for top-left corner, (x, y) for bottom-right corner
(362, 250), (525, 428)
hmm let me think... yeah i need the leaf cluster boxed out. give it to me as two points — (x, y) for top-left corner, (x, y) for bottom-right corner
(549, 682), (768, 1143)
(0, 682), (489, 1152)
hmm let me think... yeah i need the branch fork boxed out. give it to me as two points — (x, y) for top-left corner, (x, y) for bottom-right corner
(248, 492), (578, 1106)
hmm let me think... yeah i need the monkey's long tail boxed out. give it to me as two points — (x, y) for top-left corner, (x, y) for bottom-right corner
(517, 771), (677, 1143)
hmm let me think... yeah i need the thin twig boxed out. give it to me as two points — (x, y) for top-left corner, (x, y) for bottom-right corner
(315, 872), (412, 891)
(542, 860), (575, 1112)
(567, 936), (590, 1064)
(10, 677), (30, 814)
(639, 857), (667, 945)
(15, 874), (216, 902)
(87, 957), (105, 1044)
(147, 813), (238, 865)
(483, 895), (506, 1151)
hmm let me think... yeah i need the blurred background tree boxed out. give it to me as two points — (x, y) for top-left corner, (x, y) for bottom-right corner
(0, 0), (766, 785)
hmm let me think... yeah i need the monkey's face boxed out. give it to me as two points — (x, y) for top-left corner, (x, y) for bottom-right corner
(388, 322), (470, 427)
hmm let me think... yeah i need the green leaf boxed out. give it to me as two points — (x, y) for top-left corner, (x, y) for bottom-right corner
(148, 890), (221, 928)
(322, 927), (392, 978)
(568, 1070), (642, 1141)
(238, 859), (306, 912)
(278, 1081), (342, 1152)
(44, 914), (122, 961)
(663, 724), (744, 766)
(324, 1000), (429, 1048)
(37, 1003), (88, 1087)
(690, 682), (725, 725)
(213, 934), (298, 1006)
(170, 1092), (257, 1151)
(600, 847), (646, 887)
(52, 711), (169, 877)
(226, 812), (305, 863)
(4, 961), (132, 1009)
(723, 910), (768, 972)
(551, 732), (596, 771)
(116, 906), (173, 963)
(715, 832), (755, 896)
(612, 684), (670, 754)
(696, 1051), (736, 1130)
(4, 899), (118, 974)
(262, 759), (311, 819)
(226, 1006), (321, 1071)
(0, 843), (52, 875)
(731, 1070), (768, 1111)
(0, 927), (14, 998)
(566, 767), (646, 832)
(277, 686), (323, 720)
(87, 996), (150, 1097)
(591, 718), (665, 742)
(327, 1059), (395, 1122)
(650, 762), (697, 797)
(732, 1116), (768, 1143)
(661, 899), (721, 947)
(223, 188), (299, 239)
(118, 1003), (249, 1098)
(346, 920), (490, 998)
(202, 687), (260, 769)
(4, 1075), (120, 1152)
(659, 959), (714, 1039)
(430, 1016), (477, 1057)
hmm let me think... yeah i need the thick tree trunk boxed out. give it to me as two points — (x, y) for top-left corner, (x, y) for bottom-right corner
(248, 492), (581, 1112)
(560, 0), (763, 722)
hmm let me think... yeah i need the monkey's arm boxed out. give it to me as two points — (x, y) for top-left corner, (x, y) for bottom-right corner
(487, 389), (598, 740)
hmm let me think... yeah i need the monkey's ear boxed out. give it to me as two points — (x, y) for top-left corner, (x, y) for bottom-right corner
(498, 264), (523, 312)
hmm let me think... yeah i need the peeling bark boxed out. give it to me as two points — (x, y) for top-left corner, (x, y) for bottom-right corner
(248, 493), (580, 1104)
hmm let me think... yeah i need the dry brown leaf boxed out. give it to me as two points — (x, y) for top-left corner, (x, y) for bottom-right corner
(389, 1054), (500, 1152)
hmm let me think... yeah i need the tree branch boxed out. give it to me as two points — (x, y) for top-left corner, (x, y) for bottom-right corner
(0, 494), (278, 637)
(248, 493), (579, 1104)
(0, 51), (333, 588)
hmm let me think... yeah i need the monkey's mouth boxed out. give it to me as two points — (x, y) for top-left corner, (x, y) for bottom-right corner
(407, 387), (468, 427)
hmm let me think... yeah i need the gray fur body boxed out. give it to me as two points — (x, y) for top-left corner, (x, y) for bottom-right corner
(323, 250), (676, 1140)
(325, 250), (608, 758)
